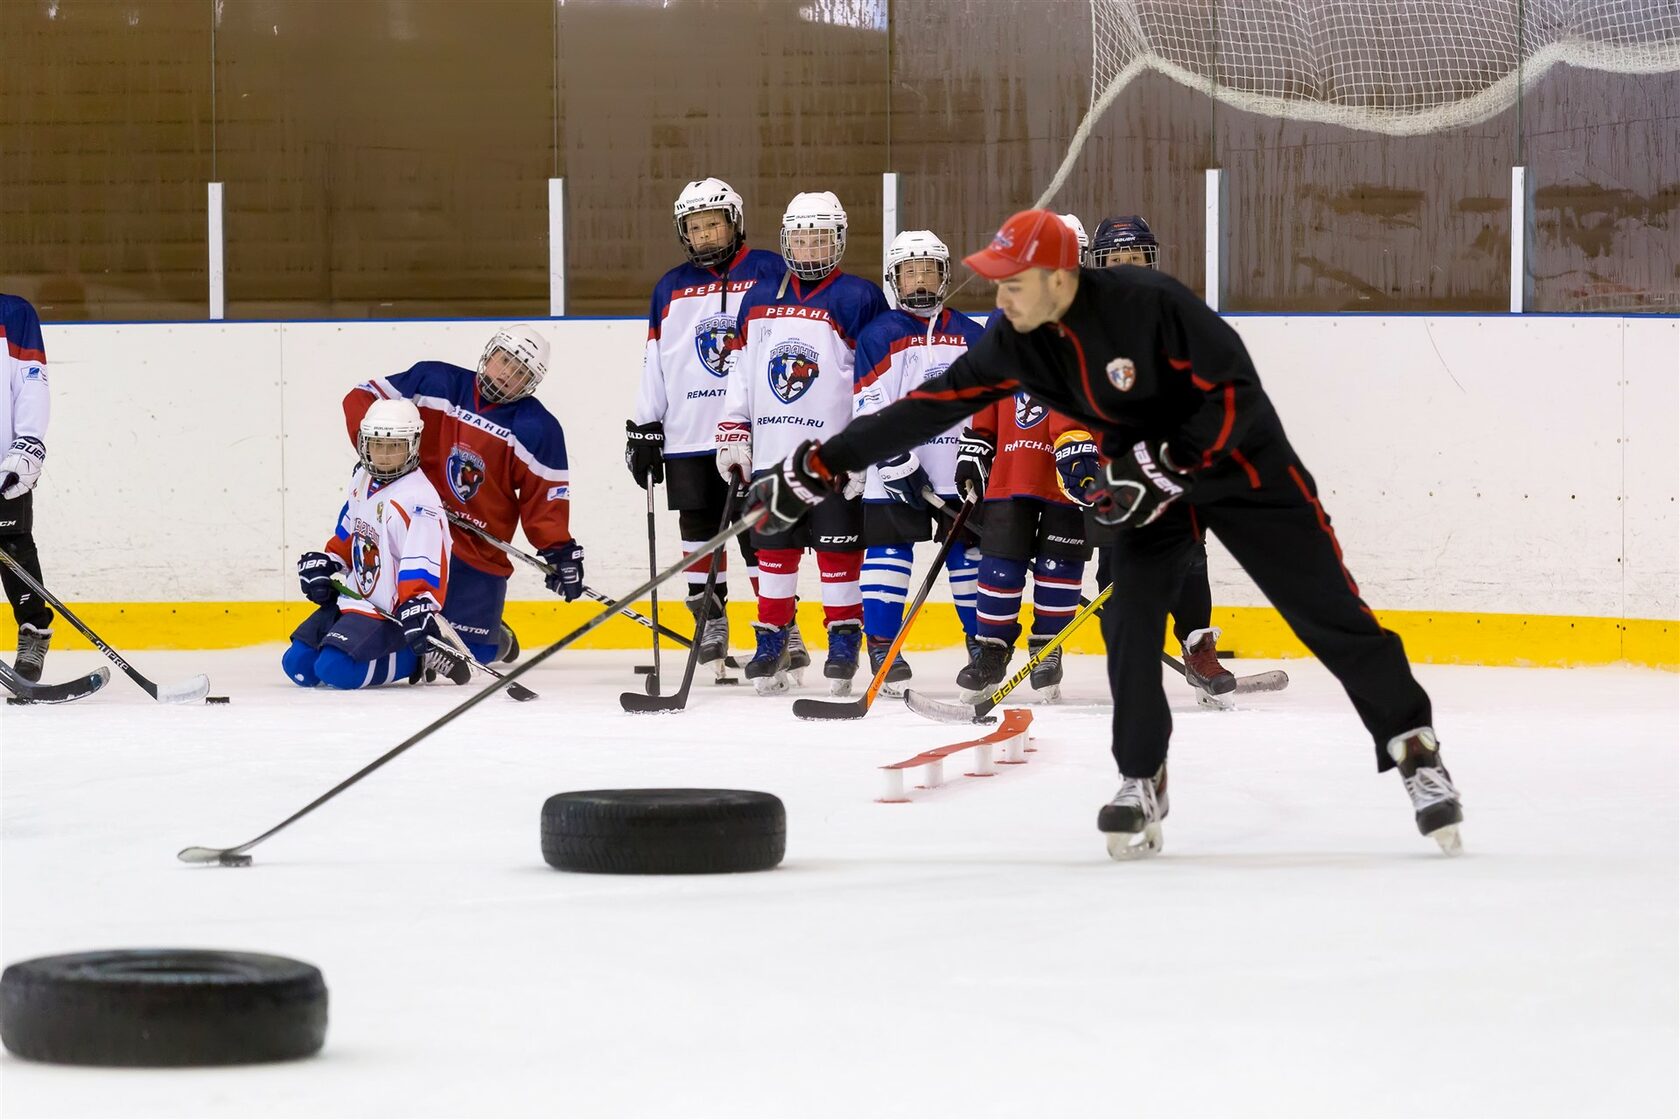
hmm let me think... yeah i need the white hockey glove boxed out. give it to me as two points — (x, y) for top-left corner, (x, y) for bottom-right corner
(715, 421), (752, 483)
(0, 437), (45, 500)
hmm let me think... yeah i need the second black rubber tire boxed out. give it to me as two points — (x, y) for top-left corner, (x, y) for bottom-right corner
(1, 949), (327, 1067)
(542, 789), (786, 874)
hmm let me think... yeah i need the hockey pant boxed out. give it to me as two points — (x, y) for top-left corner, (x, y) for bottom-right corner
(0, 491), (54, 631)
(1102, 458), (1432, 779)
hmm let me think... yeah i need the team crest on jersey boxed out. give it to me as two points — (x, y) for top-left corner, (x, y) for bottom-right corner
(694, 314), (738, 377)
(1106, 356), (1137, 392)
(767, 342), (820, 405)
(352, 528), (381, 597)
(1014, 392), (1046, 429)
(446, 444), (487, 502)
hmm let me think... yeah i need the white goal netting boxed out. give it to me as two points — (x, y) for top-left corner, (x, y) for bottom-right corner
(1037, 0), (1680, 204)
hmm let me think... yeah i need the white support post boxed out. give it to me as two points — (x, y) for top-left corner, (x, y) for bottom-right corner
(549, 177), (567, 318)
(207, 182), (225, 321)
(882, 172), (900, 305)
(877, 768), (908, 804)
(1510, 165), (1530, 314)
(1204, 168), (1226, 312)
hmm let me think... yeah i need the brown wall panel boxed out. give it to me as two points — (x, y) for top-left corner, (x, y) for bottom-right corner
(1, 0), (211, 320)
(215, 0), (553, 319)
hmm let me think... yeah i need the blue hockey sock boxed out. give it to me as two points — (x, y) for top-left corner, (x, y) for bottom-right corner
(1030, 554), (1086, 638)
(862, 544), (913, 639)
(976, 554), (1027, 644)
(946, 544), (980, 637)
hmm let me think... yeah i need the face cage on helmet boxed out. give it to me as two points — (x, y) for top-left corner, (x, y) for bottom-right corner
(676, 207), (743, 269)
(358, 432), (421, 482)
(890, 256), (950, 313)
(1093, 242), (1159, 269)
(477, 344), (542, 404)
(780, 225), (845, 281)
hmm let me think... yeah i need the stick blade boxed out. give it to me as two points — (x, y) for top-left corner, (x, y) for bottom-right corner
(1234, 670), (1290, 694)
(902, 688), (996, 725)
(157, 674), (212, 705)
(176, 846), (229, 864)
(618, 691), (687, 714)
(790, 696), (870, 721)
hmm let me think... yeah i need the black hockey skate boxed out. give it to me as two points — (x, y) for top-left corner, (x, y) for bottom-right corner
(1181, 627), (1236, 710)
(866, 635), (913, 697)
(412, 647), (471, 686)
(955, 636), (1011, 702)
(15, 623), (50, 684)
(746, 622), (792, 695)
(785, 620), (810, 683)
(494, 622), (520, 666)
(823, 620), (862, 697)
(1387, 727), (1463, 854)
(1027, 635), (1063, 702)
(1097, 766), (1169, 860)
(688, 589), (731, 677)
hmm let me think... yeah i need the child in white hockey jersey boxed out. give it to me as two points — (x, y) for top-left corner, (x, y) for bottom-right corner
(853, 231), (984, 692)
(715, 190), (890, 694)
(283, 399), (470, 689)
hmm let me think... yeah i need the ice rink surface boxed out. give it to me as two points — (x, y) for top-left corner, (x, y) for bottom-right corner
(2, 645), (1676, 1118)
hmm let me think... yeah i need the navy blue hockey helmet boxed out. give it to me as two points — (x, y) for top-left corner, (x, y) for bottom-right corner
(1091, 215), (1159, 269)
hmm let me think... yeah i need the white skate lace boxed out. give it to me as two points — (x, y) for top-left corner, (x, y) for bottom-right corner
(1402, 766), (1458, 810)
(1110, 777), (1159, 821)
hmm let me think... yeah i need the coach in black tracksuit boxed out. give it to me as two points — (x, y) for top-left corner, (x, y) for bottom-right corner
(747, 208), (1463, 851)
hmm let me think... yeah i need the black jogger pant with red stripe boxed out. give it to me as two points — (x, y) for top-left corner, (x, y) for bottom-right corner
(1100, 453), (1432, 779)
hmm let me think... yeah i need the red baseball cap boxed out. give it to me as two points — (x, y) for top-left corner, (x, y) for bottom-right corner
(963, 209), (1082, 279)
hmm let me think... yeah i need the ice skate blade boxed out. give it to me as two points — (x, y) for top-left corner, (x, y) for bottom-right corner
(752, 672), (790, 696)
(1104, 823), (1163, 861)
(956, 685), (991, 704)
(1429, 823), (1463, 855)
(1033, 683), (1062, 703)
(827, 678), (854, 698)
(1194, 687), (1233, 711)
(879, 680), (906, 698)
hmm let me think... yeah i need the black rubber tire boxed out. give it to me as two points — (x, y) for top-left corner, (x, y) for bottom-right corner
(1, 949), (327, 1067)
(542, 789), (786, 874)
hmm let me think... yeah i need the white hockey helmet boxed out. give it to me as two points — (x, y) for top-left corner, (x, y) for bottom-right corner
(885, 230), (951, 315)
(673, 177), (745, 268)
(780, 191), (847, 281)
(477, 323), (550, 404)
(358, 397), (424, 482)
(1059, 213), (1091, 266)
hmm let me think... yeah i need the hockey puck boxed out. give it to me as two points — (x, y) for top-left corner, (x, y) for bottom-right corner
(218, 853), (253, 868)
(542, 789), (785, 875)
(205, 696), (231, 705)
(5, 697), (32, 706)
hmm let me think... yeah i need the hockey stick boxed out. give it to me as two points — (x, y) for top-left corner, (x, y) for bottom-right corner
(620, 473), (747, 713)
(328, 581), (538, 701)
(643, 483), (661, 695)
(904, 583), (1113, 725)
(0, 656), (110, 705)
(0, 550), (211, 704)
(177, 505), (763, 867)
(792, 492), (977, 721)
(922, 491), (1287, 695)
(446, 512), (698, 650)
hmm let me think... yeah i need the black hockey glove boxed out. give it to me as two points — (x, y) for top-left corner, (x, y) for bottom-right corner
(952, 429), (995, 503)
(540, 540), (585, 601)
(624, 420), (665, 488)
(1090, 440), (1191, 528)
(396, 596), (470, 685)
(296, 551), (344, 606)
(1052, 429), (1101, 506)
(748, 439), (845, 534)
(877, 452), (930, 509)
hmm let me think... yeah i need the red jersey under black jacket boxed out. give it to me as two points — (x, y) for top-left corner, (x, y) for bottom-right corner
(967, 392), (1082, 506)
(820, 266), (1284, 501)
